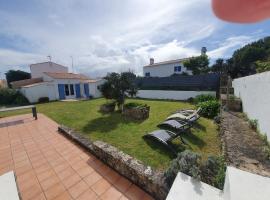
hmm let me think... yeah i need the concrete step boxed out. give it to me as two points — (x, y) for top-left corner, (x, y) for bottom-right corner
(166, 172), (223, 200)
(223, 167), (270, 200)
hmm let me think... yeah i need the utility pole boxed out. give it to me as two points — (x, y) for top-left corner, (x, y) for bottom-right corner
(70, 56), (74, 73)
(47, 55), (52, 62)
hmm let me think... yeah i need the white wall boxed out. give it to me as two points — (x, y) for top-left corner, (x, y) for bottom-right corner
(30, 62), (68, 78)
(20, 83), (56, 103)
(136, 90), (216, 100)
(89, 79), (105, 98)
(143, 62), (192, 77)
(233, 72), (270, 140)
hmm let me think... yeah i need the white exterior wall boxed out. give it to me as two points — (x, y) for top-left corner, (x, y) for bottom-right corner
(30, 62), (68, 78)
(136, 90), (216, 100)
(20, 83), (57, 103)
(143, 63), (192, 77)
(232, 71), (270, 140)
(89, 79), (105, 98)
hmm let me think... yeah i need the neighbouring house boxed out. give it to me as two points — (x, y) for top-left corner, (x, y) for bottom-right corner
(143, 47), (207, 77)
(10, 61), (104, 103)
(143, 58), (192, 77)
(0, 79), (7, 88)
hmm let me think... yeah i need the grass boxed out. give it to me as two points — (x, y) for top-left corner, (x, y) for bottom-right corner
(0, 98), (221, 170)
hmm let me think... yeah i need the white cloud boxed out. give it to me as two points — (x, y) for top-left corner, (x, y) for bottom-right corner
(0, 0), (268, 77)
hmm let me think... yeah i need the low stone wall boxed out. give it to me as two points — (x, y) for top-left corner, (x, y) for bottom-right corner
(123, 106), (150, 120)
(58, 125), (169, 200)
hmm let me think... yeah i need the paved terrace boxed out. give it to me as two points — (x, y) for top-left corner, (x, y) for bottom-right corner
(0, 114), (153, 200)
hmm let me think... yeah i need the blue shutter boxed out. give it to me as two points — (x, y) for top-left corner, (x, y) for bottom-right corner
(84, 83), (90, 98)
(75, 84), (81, 98)
(58, 84), (65, 100)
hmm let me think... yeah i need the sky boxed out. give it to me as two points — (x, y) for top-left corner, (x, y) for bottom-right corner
(0, 0), (269, 78)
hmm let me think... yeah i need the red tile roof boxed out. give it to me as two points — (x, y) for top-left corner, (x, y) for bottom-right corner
(44, 72), (90, 80)
(10, 78), (43, 89)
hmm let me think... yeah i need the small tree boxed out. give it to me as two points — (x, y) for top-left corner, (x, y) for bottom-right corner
(184, 55), (210, 75)
(100, 72), (138, 111)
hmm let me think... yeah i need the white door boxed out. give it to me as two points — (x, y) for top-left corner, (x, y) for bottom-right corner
(64, 84), (76, 99)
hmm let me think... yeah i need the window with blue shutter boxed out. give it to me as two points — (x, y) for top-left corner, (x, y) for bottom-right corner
(145, 72), (150, 77)
(174, 66), (181, 72)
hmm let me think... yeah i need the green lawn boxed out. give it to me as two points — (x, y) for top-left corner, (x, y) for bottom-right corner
(0, 98), (221, 170)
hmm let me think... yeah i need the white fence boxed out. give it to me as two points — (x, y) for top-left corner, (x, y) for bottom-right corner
(136, 90), (216, 101)
(233, 71), (270, 141)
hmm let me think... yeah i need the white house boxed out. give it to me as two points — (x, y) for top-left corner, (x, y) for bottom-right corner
(143, 58), (193, 77)
(143, 47), (207, 77)
(11, 62), (104, 103)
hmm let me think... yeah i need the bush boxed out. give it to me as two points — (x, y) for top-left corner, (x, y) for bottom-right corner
(197, 100), (220, 118)
(164, 150), (201, 187)
(124, 102), (145, 109)
(164, 151), (226, 189)
(38, 97), (49, 103)
(0, 88), (29, 106)
(248, 119), (258, 130)
(194, 94), (216, 104)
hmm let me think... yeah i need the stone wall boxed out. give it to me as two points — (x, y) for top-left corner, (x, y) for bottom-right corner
(122, 106), (150, 120)
(58, 125), (169, 200)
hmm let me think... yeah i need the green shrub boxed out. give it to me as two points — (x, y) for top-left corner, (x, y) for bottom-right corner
(124, 102), (145, 109)
(38, 97), (49, 103)
(164, 150), (201, 187)
(164, 151), (226, 189)
(0, 88), (29, 106)
(249, 119), (258, 130)
(197, 100), (220, 118)
(194, 94), (216, 104)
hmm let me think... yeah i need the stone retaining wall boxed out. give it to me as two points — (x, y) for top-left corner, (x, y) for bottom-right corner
(58, 125), (169, 200)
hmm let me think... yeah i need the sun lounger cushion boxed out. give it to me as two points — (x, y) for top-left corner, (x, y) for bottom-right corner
(158, 120), (189, 130)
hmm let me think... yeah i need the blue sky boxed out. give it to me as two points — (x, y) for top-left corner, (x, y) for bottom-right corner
(0, 0), (269, 78)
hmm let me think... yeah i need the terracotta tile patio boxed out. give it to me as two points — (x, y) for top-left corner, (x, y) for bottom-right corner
(0, 114), (153, 200)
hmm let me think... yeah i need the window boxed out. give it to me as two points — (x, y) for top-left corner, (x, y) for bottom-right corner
(145, 72), (150, 77)
(174, 66), (181, 72)
(70, 84), (74, 95)
(65, 84), (70, 96)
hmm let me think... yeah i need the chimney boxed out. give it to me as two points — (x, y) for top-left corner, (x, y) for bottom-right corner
(201, 47), (207, 55)
(150, 58), (154, 65)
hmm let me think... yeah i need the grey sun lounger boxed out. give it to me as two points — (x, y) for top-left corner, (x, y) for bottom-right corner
(167, 112), (200, 124)
(144, 129), (187, 153)
(157, 119), (191, 131)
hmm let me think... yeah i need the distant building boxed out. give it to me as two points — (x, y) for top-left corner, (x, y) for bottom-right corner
(11, 61), (104, 103)
(143, 47), (207, 77)
(143, 58), (192, 77)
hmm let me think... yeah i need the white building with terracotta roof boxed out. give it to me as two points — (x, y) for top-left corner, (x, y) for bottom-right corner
(11, 62), (104, 103)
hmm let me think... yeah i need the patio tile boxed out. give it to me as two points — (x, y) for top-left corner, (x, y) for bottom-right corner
(62, 173), (82, 189)
(83, 171), (102, 186)
(0, 114), (152, 200)
(76, 166), (94, 178)
(36, 168), (56, 182)
(44, 183), (66, 200)
(91, 178), (112, 196)
(40, 175), (61, 191)
(125, 184), (146, 200)
(105, 169), (121, 184)
(100, 187), (123, 200)
(67, 180), (89, 199)
(20, 183), (43, 200)
(53, 191), (73, 200)
(76, 189), (98, 200)
(113, 176), (133, 193)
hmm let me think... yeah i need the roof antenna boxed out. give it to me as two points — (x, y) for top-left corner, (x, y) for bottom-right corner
(47, 55), (52, 62)
(70, 56), (74, 73)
